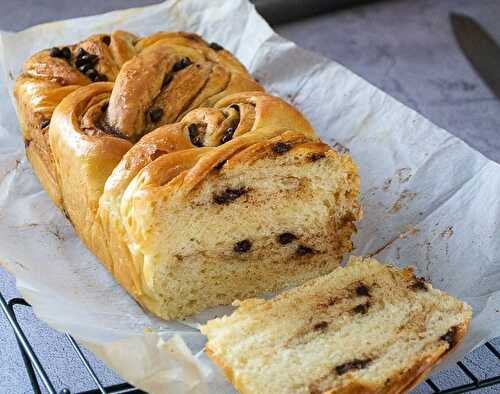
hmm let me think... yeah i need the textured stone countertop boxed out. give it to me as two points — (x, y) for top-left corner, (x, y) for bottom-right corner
(0, 0), (499, 393)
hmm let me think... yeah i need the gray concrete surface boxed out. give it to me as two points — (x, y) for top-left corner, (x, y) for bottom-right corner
(1, 0), (499, 393)
(277, 0), (500, 164)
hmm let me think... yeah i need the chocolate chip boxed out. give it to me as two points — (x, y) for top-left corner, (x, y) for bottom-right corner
(214, 159), (227, 170)
(76, 48), (87, 59)
(296, 245), (314, 256)
(90, 73), (102, 82)
(75, 58), (86, 68)
(352, 302), (369, 314)
(61, 47), (71, 60)
(162, 72), (174, 88)
(101, 102), (109, 112)
(149, 107), (164, 123)
(440, 327), (458, 348)
(220, 127), (235, 144)
(188, 123), (203, 147)
(234, 239), (252, 253)
(40, 119), (50, 129)
(313, 321), (328, 331)
(278, 232), (297, 245)
(82, 54), (98, 65)
(272, 142), (292, 154)
(102, 35), (111, 45)
(335, 359), (372, 375)
(180, 57), (192, 68)
(309, 152), (326, 161)
(76, 53), (98, 68)
(213, 187), (248, 205)
(96, 73), (108, 82)
(49, 47), (63, 58)
(409, 277), (428, 292)
(209, 42), (224, 51)
(356, 284), (370, 297)
(78, 63), (92, 74)
(86, 68), (98, 81)
(188, 123), (197, 134)
(76, 57), (88, 67)
(172, 57), (192, 72)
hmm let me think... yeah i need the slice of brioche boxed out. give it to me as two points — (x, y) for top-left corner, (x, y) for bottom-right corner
(201, 256), (472, 394)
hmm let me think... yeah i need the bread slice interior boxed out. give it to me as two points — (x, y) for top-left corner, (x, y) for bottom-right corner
(121, 135), (360, 319)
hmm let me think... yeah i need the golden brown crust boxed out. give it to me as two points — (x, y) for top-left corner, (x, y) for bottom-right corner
(109, 31), (138, 67)
(49, 82), (132, 264)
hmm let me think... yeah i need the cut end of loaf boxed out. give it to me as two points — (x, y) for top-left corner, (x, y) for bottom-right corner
(201, 256), (472, 394)
(122, 137), (361, 319)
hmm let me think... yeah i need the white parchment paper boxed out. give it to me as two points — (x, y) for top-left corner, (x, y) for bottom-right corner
(0, 1), (499, 392)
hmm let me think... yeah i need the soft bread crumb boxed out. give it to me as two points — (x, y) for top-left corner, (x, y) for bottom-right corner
(201, 256), (472, 394)
(122, 138), (361, 319)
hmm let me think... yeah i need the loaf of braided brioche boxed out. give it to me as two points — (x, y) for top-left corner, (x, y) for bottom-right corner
(14, 31), (361, 319)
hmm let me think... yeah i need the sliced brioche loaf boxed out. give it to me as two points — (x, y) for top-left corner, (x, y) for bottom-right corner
(201, 256), (472, 394)
(117, 130), (360, 319)
(16, 30), (363, 320)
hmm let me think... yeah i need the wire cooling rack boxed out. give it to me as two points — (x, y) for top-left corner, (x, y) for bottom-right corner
(1, 291), (499, 394)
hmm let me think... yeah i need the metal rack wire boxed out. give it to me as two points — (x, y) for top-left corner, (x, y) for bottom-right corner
(1, 291), (499, 394)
